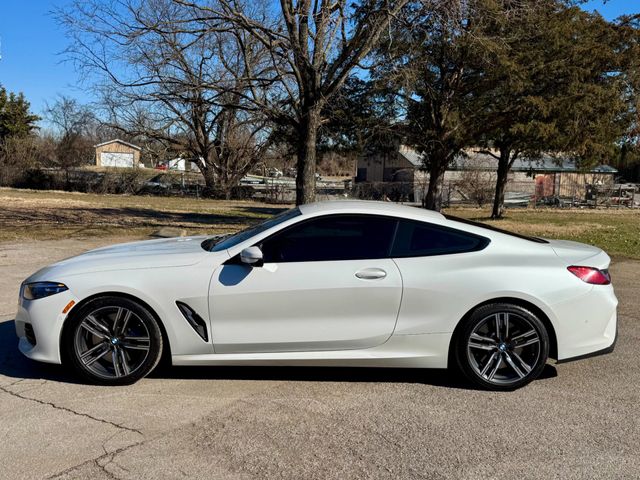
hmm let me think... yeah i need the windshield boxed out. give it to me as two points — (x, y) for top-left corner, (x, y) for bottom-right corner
(203, 207), (301, 252)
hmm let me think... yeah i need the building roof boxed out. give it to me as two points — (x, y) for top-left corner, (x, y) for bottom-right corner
(457, 151), (618, 174)
(398, 145), (424, 167)
(94, 139), (142, 151)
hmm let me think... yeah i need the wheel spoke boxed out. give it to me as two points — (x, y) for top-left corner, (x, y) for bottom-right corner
(495, 314), (502, 342)
(480, 351), (499, 377)
(510, 350), (533, 374)
(469, 332), (497, 351)
(113, 309), (133, 336)
(502, 313), (509, 339)
(503, 352), (526, 378)
(512, 329), (539, 348)
(81, 316), (110, 340)
(117, 347), (131, 376)
(487, 355), (503, 381)
(112, 349), (123, 377)
(120, 336), (150, 351)
(80, 342), (110, 366)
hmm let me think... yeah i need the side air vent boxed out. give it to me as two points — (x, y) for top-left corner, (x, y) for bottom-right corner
(24, 323), (37, 346)
(176, 302), (209, 342)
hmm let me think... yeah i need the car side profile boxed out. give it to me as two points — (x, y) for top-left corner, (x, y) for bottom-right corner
(15, 201), (617, 390)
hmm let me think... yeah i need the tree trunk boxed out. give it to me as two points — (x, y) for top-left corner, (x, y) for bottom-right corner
(201, 163), (217, 197)
(491, 148), (512, 219)
(423, 153), (448, 211)
(295, 108), (321, 205)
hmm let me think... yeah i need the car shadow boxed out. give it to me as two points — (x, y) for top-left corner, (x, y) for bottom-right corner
(0, 319), (81, 384)
(0, 319), (557, 390)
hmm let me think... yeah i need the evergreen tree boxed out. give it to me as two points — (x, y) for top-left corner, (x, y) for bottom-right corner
(473, 1), (629, 218)
(0, 86), (40, 141)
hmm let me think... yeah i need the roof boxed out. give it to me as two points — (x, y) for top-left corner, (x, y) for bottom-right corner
(398, 145), (424, 167)
(299, 200), (445, 221)
(94, 139), (142, 151)
(453, 151), (618, 174)
(368, 145), (618, 174)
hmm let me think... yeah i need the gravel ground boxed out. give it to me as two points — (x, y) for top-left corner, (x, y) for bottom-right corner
(0, 238), (638, 480)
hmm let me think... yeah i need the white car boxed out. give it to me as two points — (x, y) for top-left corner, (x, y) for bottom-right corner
(15, 201), (617, 390)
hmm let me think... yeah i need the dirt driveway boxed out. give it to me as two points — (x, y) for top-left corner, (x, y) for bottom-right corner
(1, 238), (638, 480)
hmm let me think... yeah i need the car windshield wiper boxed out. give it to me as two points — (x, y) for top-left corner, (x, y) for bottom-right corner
(201, 234), (230, 251)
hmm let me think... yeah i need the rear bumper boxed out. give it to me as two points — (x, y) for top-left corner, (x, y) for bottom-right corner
(556, 326), (617, 364)
(551, 284), (618, 362)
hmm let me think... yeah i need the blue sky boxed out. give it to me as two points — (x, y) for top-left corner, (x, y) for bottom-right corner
(0, 0), (638, 123)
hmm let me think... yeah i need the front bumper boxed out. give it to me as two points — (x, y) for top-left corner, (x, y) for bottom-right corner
(15, 290), (78, 364)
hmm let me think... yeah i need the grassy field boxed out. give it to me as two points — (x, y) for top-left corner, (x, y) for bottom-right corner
(448, 207), (640, 260)
(2, 187), (639, 259)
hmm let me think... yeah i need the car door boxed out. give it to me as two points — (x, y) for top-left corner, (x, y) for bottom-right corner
(209, 214), (402, 354)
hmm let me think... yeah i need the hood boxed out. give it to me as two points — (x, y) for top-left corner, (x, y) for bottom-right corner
(26, 236), (225, 282)
(546, 239), (610, 268)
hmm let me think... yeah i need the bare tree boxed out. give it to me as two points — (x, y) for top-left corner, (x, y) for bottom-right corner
(44, 96), (96, 185)
(57, 0), (274, 197)
(176, 0), (412, 204)
(456, 155), (496, 207)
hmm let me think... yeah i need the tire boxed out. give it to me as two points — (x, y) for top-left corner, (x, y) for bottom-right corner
(454, 303), (549, 391)
(62, 296), (163, 385)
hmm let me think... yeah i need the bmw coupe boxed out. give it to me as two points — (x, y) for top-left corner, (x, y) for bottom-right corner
(15, 201), (617, 390)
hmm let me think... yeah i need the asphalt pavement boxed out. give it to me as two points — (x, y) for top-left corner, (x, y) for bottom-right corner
(0, 239), (638, 479)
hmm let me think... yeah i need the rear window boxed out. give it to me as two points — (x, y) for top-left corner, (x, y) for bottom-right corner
(391, 219), (489, 257)
(444, 215), (549, 244)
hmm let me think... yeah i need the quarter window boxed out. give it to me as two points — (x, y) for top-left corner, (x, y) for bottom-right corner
(261, 215), (398, 263)
(391, 220), (488, 257)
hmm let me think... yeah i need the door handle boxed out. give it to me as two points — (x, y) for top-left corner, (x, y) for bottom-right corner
(355, 268), (387, 280)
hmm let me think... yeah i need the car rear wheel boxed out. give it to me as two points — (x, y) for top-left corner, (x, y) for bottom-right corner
(62, 296), (163, 385)
(454, 303), (549, 391)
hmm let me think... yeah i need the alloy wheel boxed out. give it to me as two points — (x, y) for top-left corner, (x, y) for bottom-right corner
(74, 306), (151, 379)
(466, 311), (542, 386)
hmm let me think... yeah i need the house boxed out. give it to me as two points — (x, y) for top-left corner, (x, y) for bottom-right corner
(95, 139), (142, 168)
(356, 144), (424, 183)
(161, 157), (201, 173)
(357, 145), (618, 203)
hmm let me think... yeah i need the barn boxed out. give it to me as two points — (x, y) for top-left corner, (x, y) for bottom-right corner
(95, 139), (142, 168)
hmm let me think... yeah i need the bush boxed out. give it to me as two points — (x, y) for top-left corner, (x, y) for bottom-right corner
(204, 185), (255, 200)
(16, 168), (56, 190)
(352, 182), (415, 202)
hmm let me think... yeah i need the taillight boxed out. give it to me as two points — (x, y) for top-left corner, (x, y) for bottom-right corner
(567, 266), (611, 285)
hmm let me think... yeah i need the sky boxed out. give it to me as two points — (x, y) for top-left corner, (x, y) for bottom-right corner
(0, 0), (638, 124)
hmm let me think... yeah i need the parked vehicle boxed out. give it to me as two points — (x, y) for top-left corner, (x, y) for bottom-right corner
(267, 167), (283, 178)
(16, 201), (617, 389)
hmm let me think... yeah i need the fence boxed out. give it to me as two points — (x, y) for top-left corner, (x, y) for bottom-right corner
(3, 166), (638, 207)
(350, 180), (640, 208)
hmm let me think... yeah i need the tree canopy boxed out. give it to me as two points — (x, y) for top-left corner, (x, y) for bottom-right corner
(0, 85), (40, 141)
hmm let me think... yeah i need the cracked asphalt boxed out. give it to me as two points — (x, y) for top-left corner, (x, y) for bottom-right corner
(1, 238), (639, 480)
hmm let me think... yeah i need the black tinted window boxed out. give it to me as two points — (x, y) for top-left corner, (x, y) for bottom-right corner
(208, 207), (301, 252)
(261, 215), (398, 263)
(391, 220), (488, 257)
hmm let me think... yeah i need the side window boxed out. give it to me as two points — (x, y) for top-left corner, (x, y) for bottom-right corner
(261, 215), (398, 263)
(391, 220), (488, 257)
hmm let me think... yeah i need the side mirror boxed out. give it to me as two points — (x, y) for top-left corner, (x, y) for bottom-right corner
(240, 246), (263, 266)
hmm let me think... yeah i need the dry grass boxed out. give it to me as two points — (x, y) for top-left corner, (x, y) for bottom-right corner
(0, 187), (288, 242)
(2, 188), (639, 259)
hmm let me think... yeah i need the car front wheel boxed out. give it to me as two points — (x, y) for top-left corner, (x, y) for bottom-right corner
(454, 303), (549, 391)
(62, 296), (163, 385)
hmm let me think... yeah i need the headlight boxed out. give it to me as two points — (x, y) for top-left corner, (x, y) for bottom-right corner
(22, 282), (68, 300)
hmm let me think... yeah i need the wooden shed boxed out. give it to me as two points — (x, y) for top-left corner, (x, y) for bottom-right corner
(95, 139), (142, 168)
